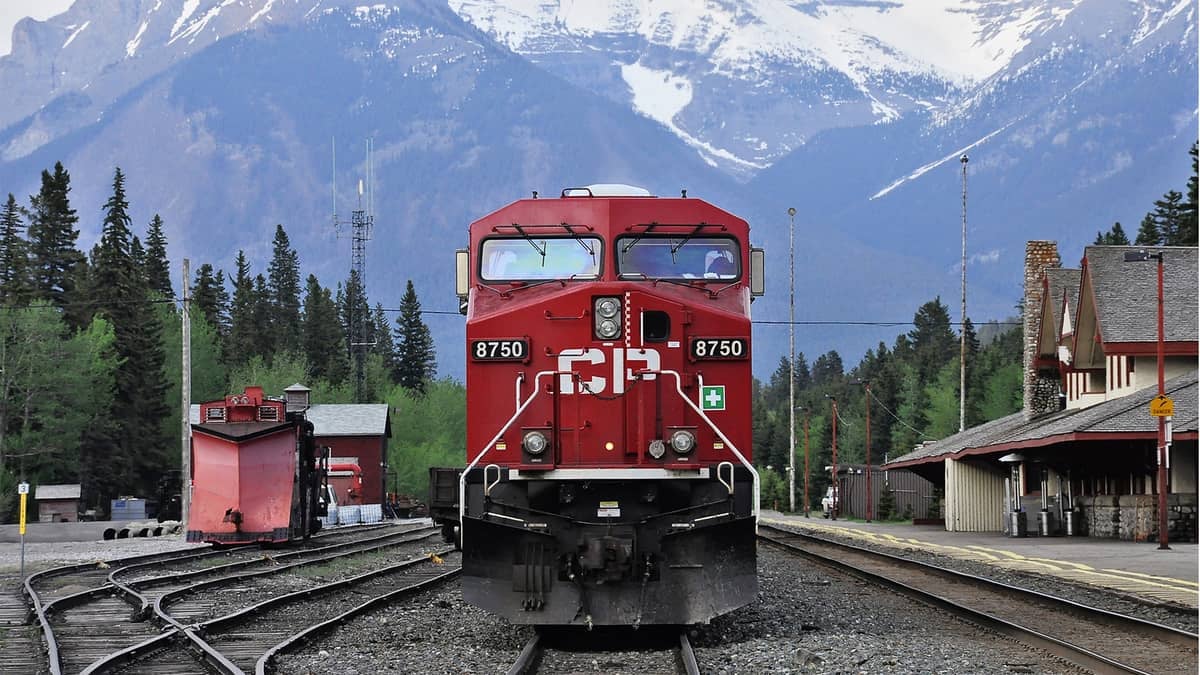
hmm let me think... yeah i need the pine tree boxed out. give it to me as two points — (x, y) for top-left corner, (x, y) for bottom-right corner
(27, 162), (83, 310)
(811, 350), (844, 387)
(191, 264), (225, 337)
(393, 280), (436, 393)
(267, 224), (302, 353)
(1152, 190), (1187, 245)
(227, 252), (261, 365)
(130, 236), (146, 279)
(302, 274), (349, 383)
(1183, 142), (1198, 244)
(251, 274), (272, 360)
(907, 298), (957, 384)
(1093, 222), (1130, 245)
(0, 194), (30, 304)
(371, 303), (397, 376)
(143, 214), (173, 299)
(1134, 213), (1160, 246)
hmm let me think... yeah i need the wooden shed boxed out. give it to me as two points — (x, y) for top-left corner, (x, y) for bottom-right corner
(35, 484), (81, 522)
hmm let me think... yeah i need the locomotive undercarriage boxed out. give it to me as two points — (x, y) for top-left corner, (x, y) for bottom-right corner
(459, 465), (757, 626)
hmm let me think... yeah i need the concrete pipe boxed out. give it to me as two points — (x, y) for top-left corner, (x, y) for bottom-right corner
(153, 527), (164, 536)
(117, 529), (130, 539)
(103, 528), (117, 540)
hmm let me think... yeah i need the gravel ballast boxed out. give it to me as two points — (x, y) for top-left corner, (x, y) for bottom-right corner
(279, 545), (1076, 674)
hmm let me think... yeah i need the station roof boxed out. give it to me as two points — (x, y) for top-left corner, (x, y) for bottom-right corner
(1085, 245), (1198, 344)
(189, 403), (390, 438)
(885, 371), (1198, 470)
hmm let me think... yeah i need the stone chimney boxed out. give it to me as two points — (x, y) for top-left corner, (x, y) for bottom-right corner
(1022, 241), (1061, 420)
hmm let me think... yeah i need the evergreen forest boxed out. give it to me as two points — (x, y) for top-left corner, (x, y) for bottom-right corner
(0, 142), (1193, 521)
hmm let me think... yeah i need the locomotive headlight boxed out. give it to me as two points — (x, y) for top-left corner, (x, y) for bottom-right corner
(670, 430), (696, 455)
(523, 431), (548, 455)
(595, 297), (620, 318)
(648, 439), (666, 459)
(594, 297), (622, 339)
(597, 318), (620, 339)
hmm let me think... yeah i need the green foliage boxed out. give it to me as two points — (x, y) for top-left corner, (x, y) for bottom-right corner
(758, 467), (788, 510)
(0, 194), (30, 305)
(386, 378), (465, 496)
(143, 215), (173, 299)
(268, 225), (302, 354)
(877, 481), (896, 521)
(923, 362), (962, 438)
(26, 162), (83, 312)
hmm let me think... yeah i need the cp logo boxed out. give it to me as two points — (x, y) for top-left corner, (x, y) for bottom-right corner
(556, 348), (661, 395)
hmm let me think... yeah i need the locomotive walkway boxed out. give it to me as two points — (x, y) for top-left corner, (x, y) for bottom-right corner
(762, 510), (1198, 608)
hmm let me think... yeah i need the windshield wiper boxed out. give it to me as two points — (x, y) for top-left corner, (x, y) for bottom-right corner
(669, 222), (707, 257)
(511, 223), (547, 267)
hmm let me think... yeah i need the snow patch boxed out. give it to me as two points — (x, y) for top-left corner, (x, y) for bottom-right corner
(127, 21), (149, 57)
(870, 123), (1014, 200)
(171, 0), (238, 46)
(620, 60), (765, 170)
(62, 20), (90, 49)
(172, 0), (202, 38)
(620, 61), (691, 129)
(249, 0), (278, 25)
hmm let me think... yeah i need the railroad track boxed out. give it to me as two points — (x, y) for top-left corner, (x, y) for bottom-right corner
(24, 523), (431, 674)
(507, 627), (700, 675)
(759, 524), (1199, 675)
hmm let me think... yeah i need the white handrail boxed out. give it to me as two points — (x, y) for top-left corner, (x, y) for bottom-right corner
(659, 369), (760, 523)
(460, 370), (558, 548)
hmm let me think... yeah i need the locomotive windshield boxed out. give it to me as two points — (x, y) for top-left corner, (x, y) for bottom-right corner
(480, 236), (603, 281)
(616, 235), (740, 280)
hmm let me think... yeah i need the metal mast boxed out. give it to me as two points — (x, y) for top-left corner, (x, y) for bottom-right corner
(350, 139), (375, 403)
(959, 154), (968, 433)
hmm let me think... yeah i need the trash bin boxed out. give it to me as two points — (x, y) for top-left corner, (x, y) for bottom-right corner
(1038, 509), (1056, 536)
(1009, 511), (1027, 537)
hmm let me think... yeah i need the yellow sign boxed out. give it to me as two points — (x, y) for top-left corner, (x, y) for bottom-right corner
(19, 493), (26, 535)
(1150, 395), (1174, 417)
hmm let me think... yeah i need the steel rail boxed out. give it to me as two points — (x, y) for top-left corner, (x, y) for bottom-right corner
(678, 631), (700, 675)
(115, 525), (437, 618)
(255, 563), (461, 674)
(25, 545), (228, 675)
(507, 633), (542, 675)
(759, 524), (1197, 675)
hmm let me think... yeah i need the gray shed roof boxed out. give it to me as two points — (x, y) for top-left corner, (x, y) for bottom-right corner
(1045, 268), (1081, 339)
(886, 371), (1198, 469)
(1086, 245), (1198, 343)
(189, 403), (390, 437)
(35, 484), (81, 500)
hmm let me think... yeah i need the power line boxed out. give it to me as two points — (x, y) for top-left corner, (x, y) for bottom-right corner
(865, 384), (929, 441)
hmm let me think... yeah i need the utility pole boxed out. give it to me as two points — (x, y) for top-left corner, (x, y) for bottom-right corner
(960, 154), (968, 433)
(863, 381), (872, 522)
(827, 395), (838, 520)
(181, 258), (191, 528)
(787, 207), (797, 513)
(802, 407), (810, 518)
(1125, 249), (1170, 549)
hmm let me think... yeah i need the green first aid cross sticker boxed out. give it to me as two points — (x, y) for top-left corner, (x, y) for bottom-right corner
(701, 385), (726, 411)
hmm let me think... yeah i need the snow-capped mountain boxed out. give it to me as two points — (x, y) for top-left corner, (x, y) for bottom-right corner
(0, 0), (1195, 378)
(448, 0), (1195, 176)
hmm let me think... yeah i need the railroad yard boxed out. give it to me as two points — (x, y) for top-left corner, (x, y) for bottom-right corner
(0, 518), (1193, 674)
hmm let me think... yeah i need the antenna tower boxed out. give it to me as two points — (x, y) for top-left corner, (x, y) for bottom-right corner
(332, 138), (376, 403)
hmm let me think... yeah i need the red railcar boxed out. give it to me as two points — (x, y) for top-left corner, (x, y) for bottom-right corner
(438, 185), (763, 626)
(189, 386), (326, 545)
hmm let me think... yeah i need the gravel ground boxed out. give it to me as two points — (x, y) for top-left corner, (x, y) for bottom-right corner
(774, 524), (1198, 634)
(279, 545), (1076, 674)
(0, 534), (203, 576)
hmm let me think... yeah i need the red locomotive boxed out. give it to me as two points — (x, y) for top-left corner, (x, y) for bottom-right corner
(434, 185), (763, 627)
(189, 386), (326, 544)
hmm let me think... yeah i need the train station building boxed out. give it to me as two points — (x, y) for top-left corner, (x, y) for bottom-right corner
(885, 242), (1198, 542)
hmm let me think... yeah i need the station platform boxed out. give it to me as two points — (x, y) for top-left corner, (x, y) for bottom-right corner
(761, 510), (1199, 609)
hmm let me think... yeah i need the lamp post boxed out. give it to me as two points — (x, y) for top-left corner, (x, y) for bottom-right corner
(959, 153), (968, 433)
(826, 394), (838, 520)
(788, 207), (797, 513)
(1124, 249), (1169, 550)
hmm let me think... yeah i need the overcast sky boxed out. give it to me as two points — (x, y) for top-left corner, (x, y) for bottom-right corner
(0, 0), (75, 57)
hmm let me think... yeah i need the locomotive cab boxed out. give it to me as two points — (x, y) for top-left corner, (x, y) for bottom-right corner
(448, 186), (764, 627)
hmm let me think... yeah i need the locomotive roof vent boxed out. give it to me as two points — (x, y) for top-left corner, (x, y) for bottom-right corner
(561, 184), (652, 198)
(284, 382), (312, 413)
